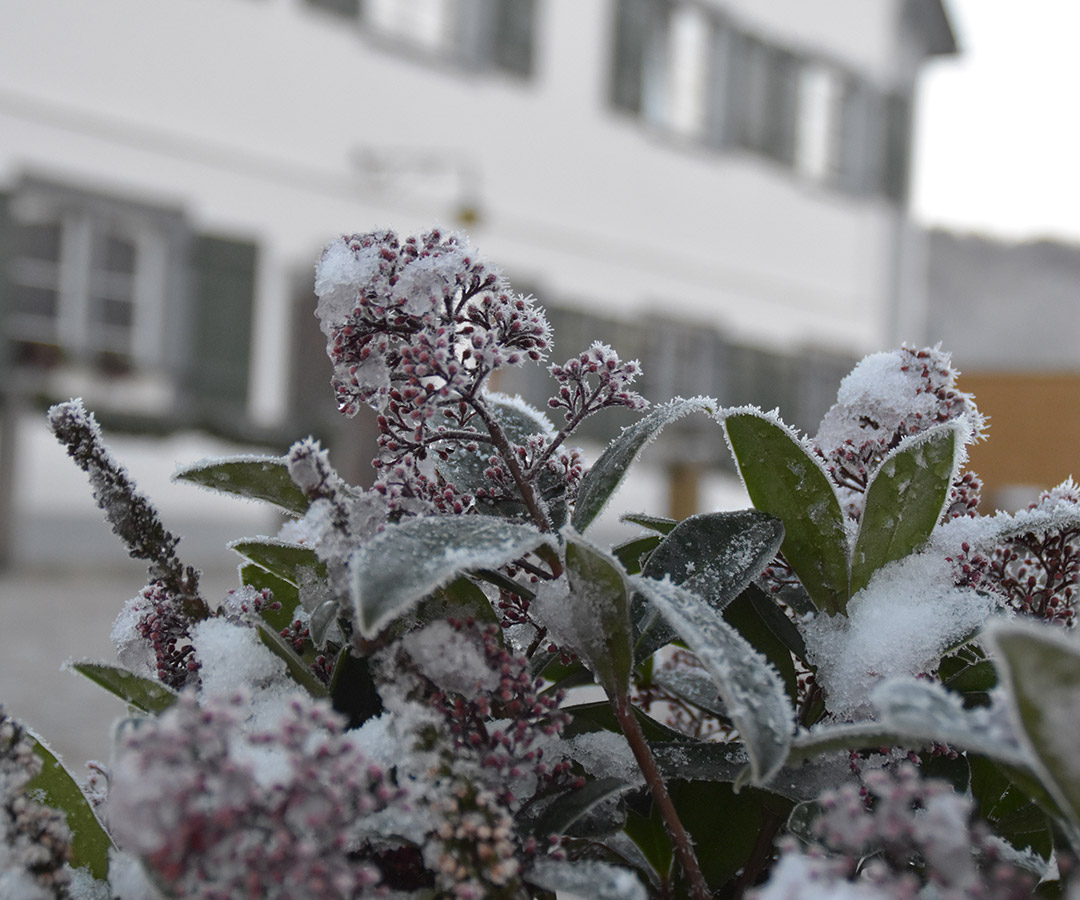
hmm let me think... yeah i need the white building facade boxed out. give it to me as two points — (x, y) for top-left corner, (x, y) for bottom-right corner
(0, 0), (954, 542)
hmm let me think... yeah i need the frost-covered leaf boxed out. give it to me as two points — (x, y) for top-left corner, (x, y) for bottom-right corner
(413, 576), (499, 627)
(786, 677), (1031, 772)
(253, 621), (329, 698)
(174, 455), (309, 515)
(68, 661), (178, 714)
(851, 424), (960, 594)
(621, 513), (678, 535)
(722, 410), (850, 615)
(650, 741), (748, 783)
(637, 510), (784, 660)
(633, 575), (793, 783)
(228, 538), (326, 586)
(26, 730), (112, 880)
(528, 858), (647, 900)
(558, 532), (635, 697)
(528, 777), (630, 838)
(562, 700), (688, 742)
(573, 398), (717, 532)
(724, 586), (799, 704)
(654, 666), (727, 717)
(350, 516), (553, 638)
(986, 619), (1080, 830)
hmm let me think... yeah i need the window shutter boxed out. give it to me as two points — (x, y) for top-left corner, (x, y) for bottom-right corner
(305, 0), (361, 18)
(490, 0), (536, 77)
(187, 234), (257, 423)
(0, 193), (12, 372)
(880, 92), (911, 204)
(610, 0), (659, 114)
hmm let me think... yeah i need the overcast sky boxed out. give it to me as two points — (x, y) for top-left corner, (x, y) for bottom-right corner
(911, 0), (1080, 244)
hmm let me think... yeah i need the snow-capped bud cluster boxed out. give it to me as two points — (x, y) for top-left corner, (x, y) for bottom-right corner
(315, 229), (551, 420)
(754, 765), (1036, 899)
(110, 580), (201, 690)
(0, 708), (72, 898)
(108, 691), (403, 898)
(950, 480), (1080, 627)
(548, 341), (648, 424)
(813, 346), (984, 520)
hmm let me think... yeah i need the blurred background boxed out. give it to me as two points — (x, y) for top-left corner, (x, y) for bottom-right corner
(0, 0), (1077, 764)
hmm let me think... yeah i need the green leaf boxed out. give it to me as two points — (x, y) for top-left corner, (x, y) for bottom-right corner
(851, 424), (960, 594)
(986, 620), (1080, 831)
(612, 534), (662, 575)
(624, 802), (674, 882)
(350, 516), (553, 638)
(253, 621), (329, 698)
(529, 777), (631, 838)
(562, 700), (688, 743)
(723, 586), (799, 705)
(559, 533), (635, 698)
(229, 539), (326, 586)
(573, 398), (717, 533)
(174, 455), (309, 515)
(68, 661), (178, 714)
(650, 741), (749, 783)
(621, 513), (678, 535)
(413, 576), (499, 627)
(636, 510), (784, 660)
(722, 411), (850, 615)
(632, 575), (793, 783)
(239, 563), (301, 631)
(969, 755), (1053, 861)
(26, 731), (112, 880)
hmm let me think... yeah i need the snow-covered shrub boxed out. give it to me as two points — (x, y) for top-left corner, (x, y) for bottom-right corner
(12, 228), (1080, 898)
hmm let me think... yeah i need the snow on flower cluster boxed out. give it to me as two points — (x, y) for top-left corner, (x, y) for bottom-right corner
(813, 345), (985, 521)
(0, 708), (72, 899)
(107, 691), (398, 898)
(753, 765), (1037, 900)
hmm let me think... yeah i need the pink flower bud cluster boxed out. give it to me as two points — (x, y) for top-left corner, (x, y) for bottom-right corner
(133, 580), (201, 690)
(755, 764), (1035, 899)
(548, 341), (648, 424)
(108, 692), (404, 898)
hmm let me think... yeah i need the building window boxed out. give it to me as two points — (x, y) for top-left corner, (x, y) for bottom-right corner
(360, 0), (537, 77)
(609, 0), (911, 204)
(727, 33), (799, 165)
(8, 190), (176, 373)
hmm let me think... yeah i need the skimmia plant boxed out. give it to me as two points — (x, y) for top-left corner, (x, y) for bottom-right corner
(10, 228), (1080, 898)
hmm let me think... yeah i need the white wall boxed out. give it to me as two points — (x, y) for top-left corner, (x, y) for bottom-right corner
(0, 0), (924, 426)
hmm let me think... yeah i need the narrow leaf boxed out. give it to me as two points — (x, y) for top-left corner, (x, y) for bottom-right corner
(229, 538), (325, 586)
(986, 620), (1080, 830)
(612, 534), (662, 575)
(68, 661), (178, 714)
(560, 533), (635, 697)
(26, 731), (112, 879)
(621, 513), (678, 535)
(722, 411), (850, 615)
(851, 424), (960, 593)
(254, 622), (329, 698)
(633, 575), (793, 783)
(636, 510), (784, 660)
(573, 398), (717, 532)
(650, 741), (749, 783)
(529, 777), (630, 837)
(174, 455), (309, 515)
(350, 516), (553, 638)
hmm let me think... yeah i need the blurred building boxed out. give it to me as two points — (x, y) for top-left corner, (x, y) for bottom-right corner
(925, 229), (1080, 510)
(0, 0), (956, 555)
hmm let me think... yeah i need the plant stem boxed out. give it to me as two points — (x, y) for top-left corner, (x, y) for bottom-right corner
(614, 696), (711, 900)
(472, 401), (552, 533)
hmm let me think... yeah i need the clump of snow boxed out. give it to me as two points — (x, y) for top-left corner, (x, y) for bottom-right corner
(110, 593), (154, 678)
(566, 731), (642, 785)
(804, 551), (1000, 716)
(191, 618), (288, 701)
(313, 237), (378, 335)
(399, 621), (500, 698)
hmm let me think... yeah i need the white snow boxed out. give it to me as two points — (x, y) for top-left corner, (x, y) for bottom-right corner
(804, 551), (1000, 716)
